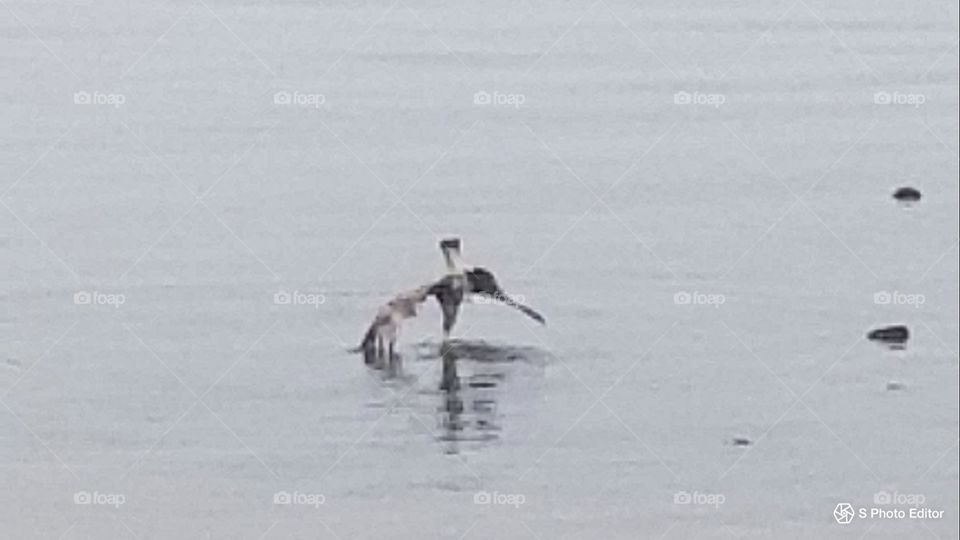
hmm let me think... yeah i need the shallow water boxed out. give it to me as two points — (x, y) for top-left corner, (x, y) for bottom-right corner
(1, 0), (958, 538)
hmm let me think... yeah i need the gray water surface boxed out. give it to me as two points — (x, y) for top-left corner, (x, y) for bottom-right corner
(1, 1), (958, 538)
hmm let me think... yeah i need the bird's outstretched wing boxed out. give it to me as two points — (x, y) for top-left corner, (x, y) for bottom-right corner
(350, 285), (432, 354)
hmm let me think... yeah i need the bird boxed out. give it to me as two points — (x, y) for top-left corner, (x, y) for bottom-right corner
(426, 238), (545, 339)
(350, 286), (430, 367)
(350, 238), (546, 367)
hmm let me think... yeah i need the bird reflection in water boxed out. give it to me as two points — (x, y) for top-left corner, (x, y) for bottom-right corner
(435, 339), (537, 455)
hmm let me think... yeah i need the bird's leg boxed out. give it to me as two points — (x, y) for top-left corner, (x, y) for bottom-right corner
(376, 334), (385, 369)
(440, 342), (459, 391)
(363, 335), (376, 366)
(441, 298), (460, 343)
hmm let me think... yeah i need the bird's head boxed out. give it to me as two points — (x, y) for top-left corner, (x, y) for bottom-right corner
(439, 237), (464, 274)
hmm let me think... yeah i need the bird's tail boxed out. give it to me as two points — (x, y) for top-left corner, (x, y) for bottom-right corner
(348, 323), (377, 353)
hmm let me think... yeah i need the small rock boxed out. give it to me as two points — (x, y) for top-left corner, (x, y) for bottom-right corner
(732, 437), (752, 447)
(867, 325), (909, 344)
(886, 381), (904, 391)
(893, 187), (921, 202)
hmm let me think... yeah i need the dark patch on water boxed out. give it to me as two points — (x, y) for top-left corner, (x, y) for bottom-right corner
(867, 325), (909, 349)
(364, 339), (549, 454)
(892, 186), (921, 202)
(436, 339), (548, 454)
(415, 339), (549, 365)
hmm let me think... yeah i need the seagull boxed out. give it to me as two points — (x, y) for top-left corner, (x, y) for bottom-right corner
(427, 238), (545, 339)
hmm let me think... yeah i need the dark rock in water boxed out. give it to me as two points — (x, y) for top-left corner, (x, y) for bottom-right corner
(732, 437), (752, 447)
(893, 187), (921, 202)
(867, 325), (909, 344)
(886, 381), (904, 391)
